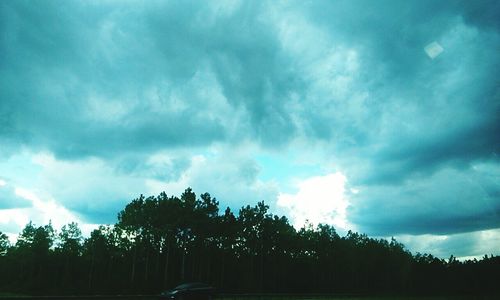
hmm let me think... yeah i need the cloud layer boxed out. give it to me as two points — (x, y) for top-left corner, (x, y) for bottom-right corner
(1, 0), (499, 257)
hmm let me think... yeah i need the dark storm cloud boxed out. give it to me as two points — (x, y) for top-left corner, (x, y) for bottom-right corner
(260, 0), (499, 238)
(358, 208), (500, 236)
(1, 1), (220, 158)
(2, 0), (497, 166)
(0, 0), (302, 159)
(349, 163), (500, 235)
(144, 1), (303, 147)
(299, 0), (500, 176)
(460, 0), (500, 31)
(1, 0), (499, 241)
(322, 1), (500, 236)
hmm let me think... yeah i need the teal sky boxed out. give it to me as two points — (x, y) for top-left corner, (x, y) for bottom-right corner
(0, 0), (499, 259)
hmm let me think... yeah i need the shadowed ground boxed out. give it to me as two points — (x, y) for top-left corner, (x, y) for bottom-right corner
(0, 295), (498, 300)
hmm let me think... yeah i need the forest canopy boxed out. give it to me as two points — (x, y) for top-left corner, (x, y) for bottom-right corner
(0, 188), (498, 296)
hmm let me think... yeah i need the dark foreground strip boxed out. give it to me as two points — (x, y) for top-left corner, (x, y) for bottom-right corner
(6, 294), (481, 300)
(0, 297), (157, 300)
(0, 294), (372, 300)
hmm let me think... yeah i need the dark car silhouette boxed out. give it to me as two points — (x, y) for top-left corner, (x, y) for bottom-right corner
(159, 282), (216, 299)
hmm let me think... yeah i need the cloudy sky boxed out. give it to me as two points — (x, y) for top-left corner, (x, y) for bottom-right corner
(1, 0), (499, 259)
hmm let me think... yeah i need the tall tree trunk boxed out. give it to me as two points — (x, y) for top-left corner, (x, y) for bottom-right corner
(181, 250), (186, 281)
(88, 250), (94, 290)
(107, 255), (114, 291)
(131, 246), (137, 286)
(260, 241), (264, 292)
(206, 250), (211, 283)
(198, 246), (203, 281)
(155, 246), (160, 281)
(191, 249), (196, 280)
(64, 255), (70, 286)
(144, 247), (149, 283)
(220, 252), (225, 290)
(163, 243), (170, 288)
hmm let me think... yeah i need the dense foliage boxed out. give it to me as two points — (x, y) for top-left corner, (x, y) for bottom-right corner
(0, 188), (498, 295)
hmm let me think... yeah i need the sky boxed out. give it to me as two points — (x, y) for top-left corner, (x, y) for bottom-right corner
(1, 0), (499, 259)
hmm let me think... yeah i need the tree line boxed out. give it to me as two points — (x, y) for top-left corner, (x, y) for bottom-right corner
(0, 188), (498, 296)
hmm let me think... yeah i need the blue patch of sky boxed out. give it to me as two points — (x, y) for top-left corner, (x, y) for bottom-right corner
(0, 152), (43, 187)
(255, 152), (322, 192)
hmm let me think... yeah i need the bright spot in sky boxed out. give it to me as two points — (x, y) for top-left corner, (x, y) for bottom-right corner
(424, 41), (444, 59)
(0, 184), (100, 242)
(277, 173), (351, 231)
(1, 187), (85, 237)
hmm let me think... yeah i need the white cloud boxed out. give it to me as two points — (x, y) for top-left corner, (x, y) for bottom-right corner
(149, 146), (280, 212)
(1, 150), (152, 223)
(0, 209), (31, 234)
(14, 187), (77, 228)
(0, 182), (102, 243)
(277, 173), (353, 232)
(0, 186), (87, 243)
(30, 152), (149, 221)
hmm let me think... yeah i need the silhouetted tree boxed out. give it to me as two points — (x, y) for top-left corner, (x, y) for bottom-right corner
(55, 222), (84, 292)
(0, 189), (498, 296)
